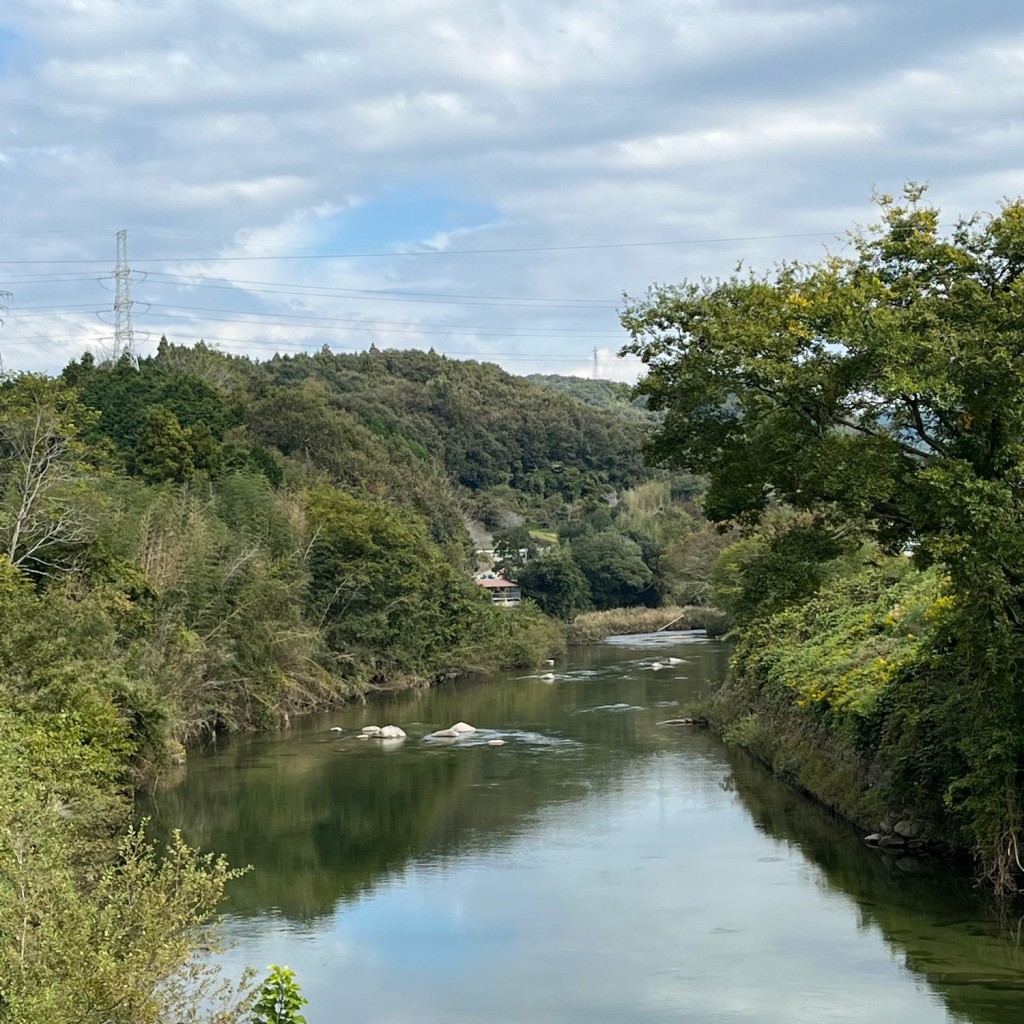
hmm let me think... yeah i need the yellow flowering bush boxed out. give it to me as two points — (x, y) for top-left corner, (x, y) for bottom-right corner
(736, 560), (952, 720)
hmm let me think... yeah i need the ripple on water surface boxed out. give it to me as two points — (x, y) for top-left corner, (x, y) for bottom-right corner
(572, 703), (647, 714)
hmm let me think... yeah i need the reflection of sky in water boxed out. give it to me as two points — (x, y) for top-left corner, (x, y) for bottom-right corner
(218, 753), (952, 1024)
(176, 636), (1020, 1024)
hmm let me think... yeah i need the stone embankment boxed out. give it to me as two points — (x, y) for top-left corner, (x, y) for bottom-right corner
(864, 813), (931, 855)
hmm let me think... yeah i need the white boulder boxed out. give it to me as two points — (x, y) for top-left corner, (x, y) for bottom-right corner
(376, 725), (407, 739)
(450, 722), (476, 734)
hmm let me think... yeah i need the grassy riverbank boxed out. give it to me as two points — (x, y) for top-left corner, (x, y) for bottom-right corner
(565, 604), (729, 644)
(706, 557), (975, 864)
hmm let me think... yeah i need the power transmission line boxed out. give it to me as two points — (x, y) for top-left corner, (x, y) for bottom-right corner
(0, 229), (844, 266)
(138, 302), (621, 335)
(136, 310), (622, 340)
(142, 271), (613, 307)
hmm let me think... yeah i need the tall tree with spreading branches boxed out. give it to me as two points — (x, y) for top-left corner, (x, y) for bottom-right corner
(0, 375), (101, 577)
(622, 185), (1024, 889)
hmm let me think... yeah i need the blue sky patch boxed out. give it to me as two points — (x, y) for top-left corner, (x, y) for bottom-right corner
(0, 24), (37, 75)
(0, 27), (19, 72)
(325, 189), (501, 252)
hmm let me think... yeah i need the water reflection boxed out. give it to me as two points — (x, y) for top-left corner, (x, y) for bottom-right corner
(727, 753), (1024, 1023)
(146, 636), (727, 918)
(144, 634), (1024, 1024)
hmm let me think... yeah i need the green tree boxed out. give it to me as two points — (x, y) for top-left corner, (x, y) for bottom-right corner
(708, 513), (853, 625)
(516, 550), (591, 620)
(306, 488), (488, 679)
(661, 524), (735, 606)
(134, 406), (199, 483)
(492, 524), (536, 573)
(569, 530), (653, 610)
(251, 966), (307, 1024)
(621, 185), (1024, 889)
(67, 350), (244, 454)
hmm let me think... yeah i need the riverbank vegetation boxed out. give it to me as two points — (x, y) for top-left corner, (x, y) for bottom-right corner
(564, 604), (728, 644)
(623, 185), (1024, 892)
(0, 552), (253, 1021)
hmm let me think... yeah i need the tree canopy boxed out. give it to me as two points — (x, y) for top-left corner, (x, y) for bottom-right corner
(622, 186), (1024, 559)
(622, 185), (1024, 890)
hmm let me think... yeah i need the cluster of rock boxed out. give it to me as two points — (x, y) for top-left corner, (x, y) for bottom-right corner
(864, 813), (929, 853)
(329, 721), (505, 746)
(358, 724), (407, 739)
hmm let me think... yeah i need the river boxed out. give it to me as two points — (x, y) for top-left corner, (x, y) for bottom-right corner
(145, 632), (1024, 1023)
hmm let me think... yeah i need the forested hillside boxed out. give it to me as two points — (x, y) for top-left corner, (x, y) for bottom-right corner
(525, 373), (658, 421)
(7, 344), (673, 1020)
(261, 349), (650, 494)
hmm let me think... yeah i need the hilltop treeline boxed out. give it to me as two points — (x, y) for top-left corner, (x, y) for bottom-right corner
(260, 348), (650, 503)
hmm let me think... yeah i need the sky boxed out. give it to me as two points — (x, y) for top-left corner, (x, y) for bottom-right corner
(2, 0), (1024, 382)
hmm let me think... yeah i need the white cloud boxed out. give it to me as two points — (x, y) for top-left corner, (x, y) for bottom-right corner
(2, 1), (1024, 380)
(615, 112), (881, 170)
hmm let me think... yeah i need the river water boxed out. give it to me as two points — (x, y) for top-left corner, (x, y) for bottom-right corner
(146, 633), (1024, 1023)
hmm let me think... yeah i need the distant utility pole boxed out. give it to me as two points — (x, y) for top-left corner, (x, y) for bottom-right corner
(592, 346), (599, 380)
(113, 229), (137, 367)
(0, 290), (11, 374)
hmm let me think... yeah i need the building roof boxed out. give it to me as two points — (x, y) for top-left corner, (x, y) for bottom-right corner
(476, 575), (519, 589)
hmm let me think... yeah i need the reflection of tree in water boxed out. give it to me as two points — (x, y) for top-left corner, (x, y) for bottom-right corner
(143, 651), (724, 921)
(725, 751), (1024, 1024)
(147, 638), (1024, 1023)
